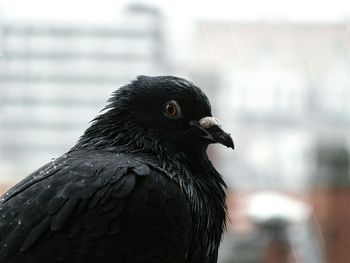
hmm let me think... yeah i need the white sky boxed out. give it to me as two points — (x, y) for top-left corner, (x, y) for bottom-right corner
(1, 0), (350, 23)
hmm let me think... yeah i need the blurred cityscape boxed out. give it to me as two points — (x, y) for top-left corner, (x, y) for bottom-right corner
(1, 1), (350, 262)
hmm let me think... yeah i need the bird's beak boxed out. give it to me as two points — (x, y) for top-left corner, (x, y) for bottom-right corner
(189, 117), (234, 149)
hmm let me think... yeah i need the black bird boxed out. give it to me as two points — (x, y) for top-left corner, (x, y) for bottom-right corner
(0, 75), (234, 263)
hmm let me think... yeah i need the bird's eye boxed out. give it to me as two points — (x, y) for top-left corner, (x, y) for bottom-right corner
(163, 100), (182, 119)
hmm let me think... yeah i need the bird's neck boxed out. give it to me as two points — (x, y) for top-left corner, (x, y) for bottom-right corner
(75, 122), (227, 262)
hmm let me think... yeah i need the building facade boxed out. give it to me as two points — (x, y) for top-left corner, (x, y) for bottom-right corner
(0, 4), (166, 181)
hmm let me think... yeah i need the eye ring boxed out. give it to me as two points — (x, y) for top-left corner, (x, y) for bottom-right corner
(163, 100), (183, 119)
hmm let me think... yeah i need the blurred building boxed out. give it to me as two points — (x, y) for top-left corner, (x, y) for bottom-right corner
(0, 4), (167, 181)
(188, 21), (350, 263)
(189, 20), (350, 190)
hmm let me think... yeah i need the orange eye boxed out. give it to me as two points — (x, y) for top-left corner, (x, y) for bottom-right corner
(163, 100), (182, 119)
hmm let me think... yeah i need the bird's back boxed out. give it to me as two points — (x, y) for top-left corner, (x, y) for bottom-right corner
(0, 150), (192, 263)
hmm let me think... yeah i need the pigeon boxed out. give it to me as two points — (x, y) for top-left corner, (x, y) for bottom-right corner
(0, 75), (234, 263)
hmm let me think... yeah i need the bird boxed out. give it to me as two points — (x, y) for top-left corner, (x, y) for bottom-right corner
(0, 75), (234, 263)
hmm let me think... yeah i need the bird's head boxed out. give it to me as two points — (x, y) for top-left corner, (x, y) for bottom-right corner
(80, 75), (234, 155)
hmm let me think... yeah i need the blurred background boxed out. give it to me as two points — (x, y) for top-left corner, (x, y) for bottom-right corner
(1, 0), (350, 262)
